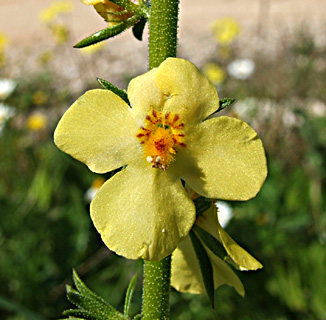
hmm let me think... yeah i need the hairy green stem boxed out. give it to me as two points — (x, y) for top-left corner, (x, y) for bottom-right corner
(142, 0), (179, 319)
(142, 256), (172, 319)
(148, 0), (179, 69)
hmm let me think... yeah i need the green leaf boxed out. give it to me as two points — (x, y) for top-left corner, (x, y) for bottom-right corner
(74, 15), (140, 48)
(72, 269), (99, 299)
(62, 271), (128, 320)
(193, 225), (227, 261)
(66, 289), (126, 320)
(124, 274), (138, 317)
(193, 196), (212, 218)
(74, 23), (128, 48)
(132, 19), (147, 41)
(189, 230), (215, 308)
(133, 315), (142, 320)
(97, 78), (129, 105)
(219, 97), (236, 111)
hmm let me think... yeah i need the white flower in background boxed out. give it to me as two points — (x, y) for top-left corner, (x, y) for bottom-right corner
(215, 201), (233, 228)
(0, 102), (14, 133)
(227, 59), (255, 80)
(0, 79), (16, 100)
(282, 109), (298, 128)
(309, 99), (326, 118)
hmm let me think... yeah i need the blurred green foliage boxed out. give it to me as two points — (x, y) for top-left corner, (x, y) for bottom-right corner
(1, 27), (326, 320)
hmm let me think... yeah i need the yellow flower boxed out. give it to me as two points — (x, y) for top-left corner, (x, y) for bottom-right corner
(39, 51), (54, 66)
(27, 112), (48, 131)
(0, 31), (9, 52)
(51, 24), (70, 44)
(54, 58), (267, 261)
(211, 18), (240, 45)
(39, 1), (74, 23)
(171, 204), (262, 295)
(81, 0), (134, 26)
(202, 63), (226, 86)
(32, 91), (48, 105)
(0, 31), (9, 66)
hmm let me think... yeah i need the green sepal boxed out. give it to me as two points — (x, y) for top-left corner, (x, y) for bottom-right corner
(97, 78), (129, 105)
(218, 97), (236, 111)
(74, 24), (127, 48)
(189, 230), (215, 308)
(193, 225), (227, 261)
(132, 19), (147, 41)
(124, 274), (138, 317)
(133, 315), (142, 320)
(194, 196), (212, 218)
(62, 270), (128, 320)
(74, 15), (140, 48)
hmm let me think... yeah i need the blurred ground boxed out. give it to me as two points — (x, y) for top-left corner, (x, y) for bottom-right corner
(1, 0), (326, 45)
(1, 0), (326, 89)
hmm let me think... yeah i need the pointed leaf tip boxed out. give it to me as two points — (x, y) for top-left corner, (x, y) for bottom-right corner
(219, 97), (236, 111)
(74, 23), (129, 48)
(97, 78), (130, 105)
(124, 274), (138, 316)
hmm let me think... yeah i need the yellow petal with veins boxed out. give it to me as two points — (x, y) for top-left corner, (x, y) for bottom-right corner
(199, 205), (262, 271)
(128, 68), (167, 125)
(54, 89), (140, 174)
(90, 160), (196, 260)
(177, 116), (267, 200)
(171, 236), (245, 296)
(155, 58), (220, 126)
(217, 218), (263, 271)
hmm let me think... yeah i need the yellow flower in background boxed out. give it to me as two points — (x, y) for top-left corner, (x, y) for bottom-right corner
(171, 204), (262, 295)
(211, 18), (240, 45)
(54, 58), (267, 261)
(0, 31), (9, 66)
(39, 1), (74, 23)
(202, 63), (226, 86)
(81, 0), (135, 26)
(0, 31), (8, 52)
(32, 91), (48, 105)
(39, 51), (54, 66)
(27, 112), (48, 132)
(51, 24), (70, 44)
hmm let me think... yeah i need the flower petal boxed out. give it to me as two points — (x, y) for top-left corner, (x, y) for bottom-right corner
(195, 204), (220, 240)
(155, 58), (220, 125)
(171, 236), (245, 296)
(127, 68), (167, 125)
(216, 218), (263, 271)
(198, 204), (262, 271)
(90, 161), (196, 260)
(81, 0), (104, 4)
(54, 89), (140, 174)
(178, 116), (267, 200)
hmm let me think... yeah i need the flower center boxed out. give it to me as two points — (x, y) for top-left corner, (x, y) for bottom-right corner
(136, 110), (186, 170)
